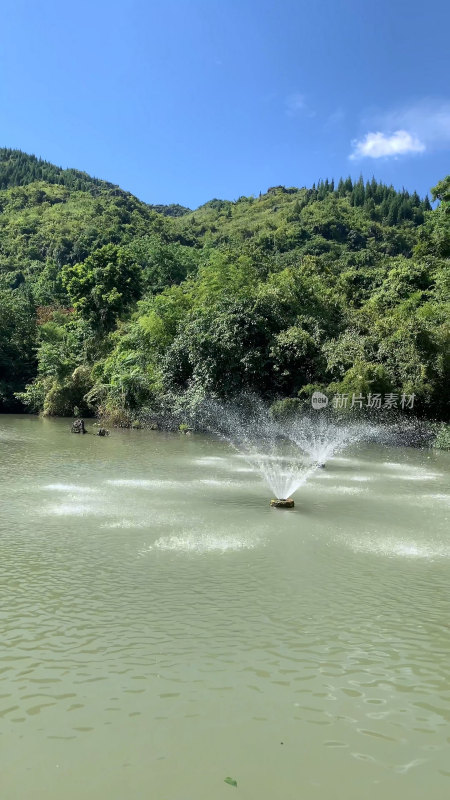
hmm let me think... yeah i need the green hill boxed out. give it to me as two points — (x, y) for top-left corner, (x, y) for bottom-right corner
(0, 149), (448, 421)
(0, 147), (121, 193)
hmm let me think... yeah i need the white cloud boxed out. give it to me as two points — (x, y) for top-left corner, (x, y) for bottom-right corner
(350, 129), (425, 160)
(349, 99), (450, 160)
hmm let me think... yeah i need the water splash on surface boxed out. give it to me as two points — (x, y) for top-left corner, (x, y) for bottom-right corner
(40, 503), (104, 517)
(348, 537), (450, 559)
(143, 532), (261, 554)
(101, 519), (149, 529)
(106, 478), (169, 488)
(388, 473), (441, 481)
(321, 485), (365, 495)
(43, 483), (98, 493)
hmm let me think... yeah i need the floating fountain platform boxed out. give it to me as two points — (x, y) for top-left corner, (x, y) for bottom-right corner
(270, 498), (294, 509)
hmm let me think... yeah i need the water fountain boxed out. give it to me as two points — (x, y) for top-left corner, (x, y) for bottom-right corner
(197, 397), (317, 508)
(284, 413), (377, 468)
(196, 397), (385, 507)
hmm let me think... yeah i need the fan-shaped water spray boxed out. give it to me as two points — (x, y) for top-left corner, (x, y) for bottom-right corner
(193, 395), (435, 507)
(195, 396), (394, 504)
(198, 397), (317, 505)
(285, 414), (377, 467)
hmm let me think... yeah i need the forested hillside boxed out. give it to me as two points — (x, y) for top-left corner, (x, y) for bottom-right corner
(0, 148), (448, 421)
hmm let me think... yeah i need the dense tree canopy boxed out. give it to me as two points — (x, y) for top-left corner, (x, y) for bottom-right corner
(0, 288), (36, 409)
(62, 244), (142, 332)
(0, 149), (448, 421)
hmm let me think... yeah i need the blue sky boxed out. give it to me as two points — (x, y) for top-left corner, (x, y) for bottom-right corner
(1, 0), (449, 208)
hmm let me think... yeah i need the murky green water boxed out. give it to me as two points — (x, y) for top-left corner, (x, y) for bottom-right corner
(1, 415), (449, 800)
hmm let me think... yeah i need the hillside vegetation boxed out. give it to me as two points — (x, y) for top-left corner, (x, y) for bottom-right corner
(0, 148), (448, 421)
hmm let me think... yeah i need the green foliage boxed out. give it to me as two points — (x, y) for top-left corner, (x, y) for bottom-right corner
(62, 244), (141, 331)
(327, 360), (393, 397)
(270, 396), (303, 419)
(432, 176), (450, 204)
(42, 365), (93, 417)
(147, 203), (191, 217)
(0, 147), (119, 193)
(124, 235), (198, 294)
(0, 288), (37, 408)
(178, 422), (191, 433)
(2, 150), (448, 421)
(432, 423), (450, 450)
(0, 152), (173, 297)
(17, 312), (95, 415)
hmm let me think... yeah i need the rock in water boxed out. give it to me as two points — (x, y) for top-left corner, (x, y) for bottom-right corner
(71, 419), (86, 434)
(96, 428), (109, 437)
(270, 498), (295, 509)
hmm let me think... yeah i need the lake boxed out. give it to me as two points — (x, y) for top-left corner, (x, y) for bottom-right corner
(1, 415), (449, 800)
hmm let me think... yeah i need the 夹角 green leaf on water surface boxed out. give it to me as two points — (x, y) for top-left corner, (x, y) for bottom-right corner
(224, 776), (237, 787)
